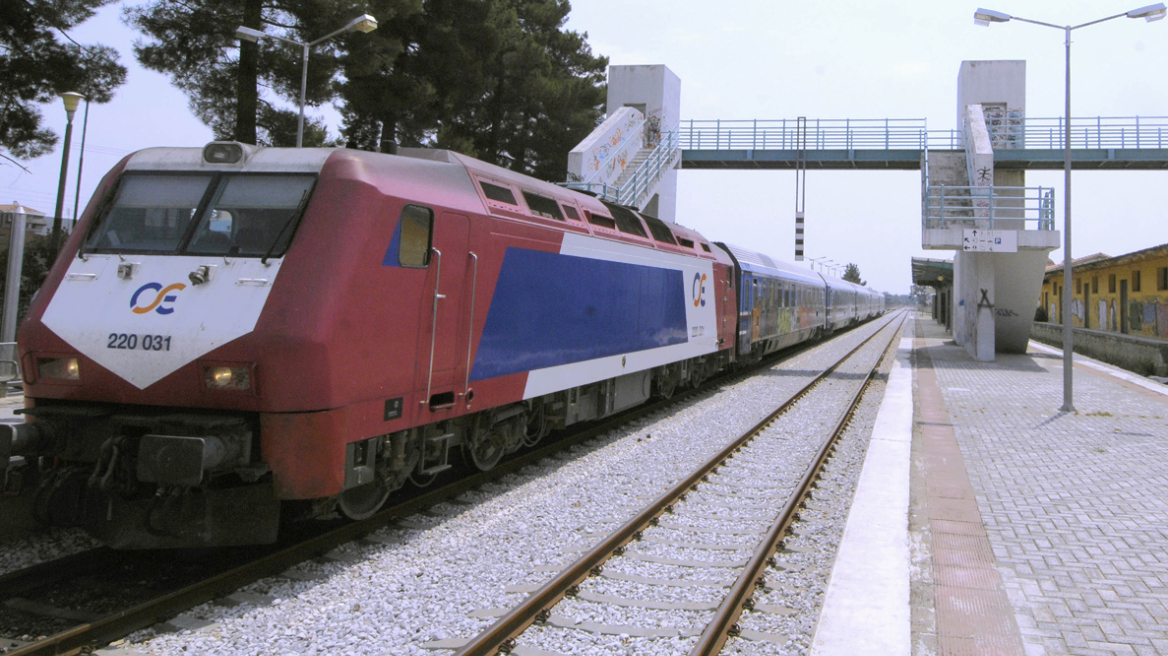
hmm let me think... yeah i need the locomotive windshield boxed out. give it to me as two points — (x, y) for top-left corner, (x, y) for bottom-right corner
(85, 173), (316, 258)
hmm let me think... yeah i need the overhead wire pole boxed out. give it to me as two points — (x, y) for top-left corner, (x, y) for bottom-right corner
(794, 117), (807, 261)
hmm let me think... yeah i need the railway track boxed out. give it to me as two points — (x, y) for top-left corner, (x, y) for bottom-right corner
(0, 316), (894, 656)
(449, 310), (907, 656)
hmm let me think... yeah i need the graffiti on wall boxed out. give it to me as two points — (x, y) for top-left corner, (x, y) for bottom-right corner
(983, 104), (1022, 149)
(584, 110), (643, 185)
(1125, 298), (1168, 337)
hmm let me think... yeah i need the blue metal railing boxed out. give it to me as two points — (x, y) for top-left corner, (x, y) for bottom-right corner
(677, 116), (1168, 153)
(923, 185), (1055, 231)
(985, 115), (1168, 150)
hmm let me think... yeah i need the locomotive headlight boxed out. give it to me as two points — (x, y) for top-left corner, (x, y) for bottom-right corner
(38, 357), (80, 381)
(203, 365), (251, 391)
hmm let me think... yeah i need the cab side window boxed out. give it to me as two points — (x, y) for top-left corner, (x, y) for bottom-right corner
(398, 205), (433, 267)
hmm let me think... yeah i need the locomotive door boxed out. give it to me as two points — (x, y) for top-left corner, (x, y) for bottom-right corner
(419, 212), (470, 409)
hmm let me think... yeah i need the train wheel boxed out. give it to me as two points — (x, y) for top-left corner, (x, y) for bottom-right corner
(467, 427), (505, 471)
(409, 470), (437, 488)
(337, 480), (391, 520)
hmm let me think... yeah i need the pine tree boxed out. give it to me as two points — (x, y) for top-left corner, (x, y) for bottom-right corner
(125, 0), (351, 146)
(0, 0), (126, 166)
(843, 263), (866, 286)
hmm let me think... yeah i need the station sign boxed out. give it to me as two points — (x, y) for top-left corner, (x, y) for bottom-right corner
(962, 229), (1017, 253)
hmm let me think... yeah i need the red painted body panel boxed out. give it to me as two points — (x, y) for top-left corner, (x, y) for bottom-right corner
(19, 147), (735, 504)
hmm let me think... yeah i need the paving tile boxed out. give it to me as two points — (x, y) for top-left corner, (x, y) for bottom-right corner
(910, 317), (1168, 656)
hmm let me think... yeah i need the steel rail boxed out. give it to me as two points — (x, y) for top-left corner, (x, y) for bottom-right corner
(689, 311), (907, 655)
(452, 310), (905, 656)
(5, 317), (842, 656)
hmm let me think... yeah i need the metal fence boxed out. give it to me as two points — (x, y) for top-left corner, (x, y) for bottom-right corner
(561, 126), (681, 208)
(923, 185), (1056, 231)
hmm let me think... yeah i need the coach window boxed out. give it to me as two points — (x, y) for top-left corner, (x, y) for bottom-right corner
(642, 214), (677, 244)
(585, 210), (616, 230)
(562, 204), (581, 221)
(398, 205), (433, 267)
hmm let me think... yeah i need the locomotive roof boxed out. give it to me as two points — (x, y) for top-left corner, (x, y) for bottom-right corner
(121, 143), (725, 262)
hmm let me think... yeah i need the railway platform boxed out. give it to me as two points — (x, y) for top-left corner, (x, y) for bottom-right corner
(813, 313), (1168, 656)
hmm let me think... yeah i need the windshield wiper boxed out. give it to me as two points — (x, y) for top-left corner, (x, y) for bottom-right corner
(262, 189), (310, 265)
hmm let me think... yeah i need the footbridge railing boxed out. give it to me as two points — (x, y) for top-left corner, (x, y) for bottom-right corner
(677, 116), (1168, 152)
(923, 185), (1056, 231)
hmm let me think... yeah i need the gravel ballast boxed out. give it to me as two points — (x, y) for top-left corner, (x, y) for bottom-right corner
(100, 315), (902, 656)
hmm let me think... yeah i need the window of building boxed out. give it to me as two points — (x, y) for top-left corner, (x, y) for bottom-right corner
(1159, 267), (1168, 291)
(1133, 270), (1142, 292)
(480, 181), (517, 205)
(398, 204), (433, 267)
(1076, 278), (1081, 294)
(1092, 276), (1098, 293)
(1109, 274), (1116, 293)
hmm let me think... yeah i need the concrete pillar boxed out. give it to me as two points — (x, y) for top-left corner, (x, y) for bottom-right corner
(606, 65), (681, 223)
(971, 254), (996, 361)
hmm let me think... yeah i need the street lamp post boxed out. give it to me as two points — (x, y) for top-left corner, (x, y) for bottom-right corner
(808, 256), (827, 273)
(51, 91), (84, 255)
(72, 98), (91, 230)
(235, 14), (378, 148)
(975, 4), (1165, 413)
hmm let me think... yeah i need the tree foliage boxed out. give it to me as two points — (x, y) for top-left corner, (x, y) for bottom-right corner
(843, 263), (866, 286)
(126, 0), (607, 179)
(0, 0), (127, 164)
(125, 0), (353, 146)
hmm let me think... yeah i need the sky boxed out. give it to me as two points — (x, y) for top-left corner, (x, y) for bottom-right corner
(3, 0), (1167, 293)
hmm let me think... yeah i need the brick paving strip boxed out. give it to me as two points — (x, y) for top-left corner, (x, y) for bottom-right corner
(914, 318), (1027, 655)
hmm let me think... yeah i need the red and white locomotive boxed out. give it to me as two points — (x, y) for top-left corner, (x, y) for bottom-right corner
(5, 142), (881, 548)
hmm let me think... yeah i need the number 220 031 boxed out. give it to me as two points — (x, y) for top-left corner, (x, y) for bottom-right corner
(107, 333), (172, 351)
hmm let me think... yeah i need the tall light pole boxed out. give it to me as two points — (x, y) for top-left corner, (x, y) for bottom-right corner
(235, 14), (378, 148)
(808, 256), (827, 273)
(72, 97), (91, 231)
(51, 91), (84, 255)
(975, 4), (1165, 413)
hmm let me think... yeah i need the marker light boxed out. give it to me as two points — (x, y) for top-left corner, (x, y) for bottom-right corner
(203, 142), (245, 164)
(38, 357), (80, 381)
(204, 366), (251, 391)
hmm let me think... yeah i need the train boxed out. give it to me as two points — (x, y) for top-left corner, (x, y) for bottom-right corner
(2, 142), (884, 548)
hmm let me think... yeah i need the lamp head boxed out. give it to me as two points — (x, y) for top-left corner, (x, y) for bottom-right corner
(974, 8), (1012, 26)
(60, 91), (84, 114)
(1127, 3), (1167, 21)
(346, 14), (378, 33)
(234, 26), (265, 42)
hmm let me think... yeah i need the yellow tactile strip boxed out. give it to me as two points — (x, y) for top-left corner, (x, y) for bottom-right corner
(915, 335), (1026, 656)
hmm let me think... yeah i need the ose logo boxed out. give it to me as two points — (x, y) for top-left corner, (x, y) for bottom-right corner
(130, 282), (186, 315)
(692, 272), (707, 308)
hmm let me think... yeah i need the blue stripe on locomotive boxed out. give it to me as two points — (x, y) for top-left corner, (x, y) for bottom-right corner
(470, 248), (688, 381)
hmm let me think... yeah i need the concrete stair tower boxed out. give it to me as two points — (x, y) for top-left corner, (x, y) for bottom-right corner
(922, 61), (1061, 361)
